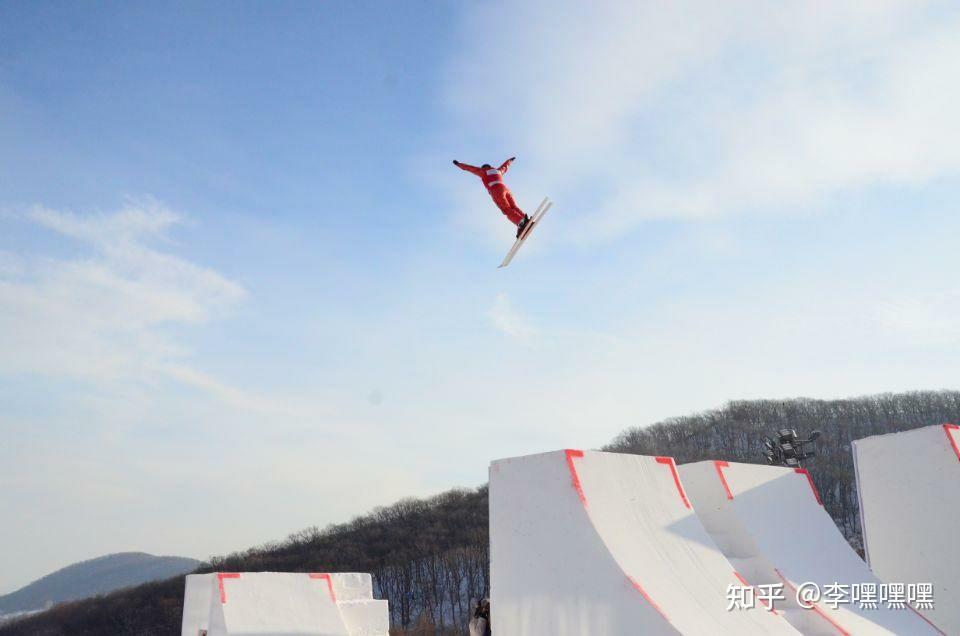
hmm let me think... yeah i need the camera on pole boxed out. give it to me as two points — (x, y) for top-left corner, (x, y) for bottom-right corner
(761, 429), (821, 468)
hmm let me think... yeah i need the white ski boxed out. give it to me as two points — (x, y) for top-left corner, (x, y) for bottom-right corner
(498, 196), (552, 268)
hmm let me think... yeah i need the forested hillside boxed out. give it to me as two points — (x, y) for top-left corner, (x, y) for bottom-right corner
(0, 489), (488, 636)
(605, 390), (960, 549)
(2, 390), (956, 636)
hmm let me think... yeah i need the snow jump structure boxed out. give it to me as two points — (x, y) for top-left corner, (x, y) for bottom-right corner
(680, 460), (943, 635)
(853, 424), (960, 634)
(489, 449), (802, 635)
(181, 572), (389, 636)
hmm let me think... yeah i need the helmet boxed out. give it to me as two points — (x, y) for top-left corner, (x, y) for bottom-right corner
(481, 163), (492, 169)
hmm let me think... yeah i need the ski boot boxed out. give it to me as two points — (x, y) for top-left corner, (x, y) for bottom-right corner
(516, 214), (531, 238)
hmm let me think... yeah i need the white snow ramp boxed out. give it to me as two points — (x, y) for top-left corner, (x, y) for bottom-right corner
(182, 573), (214, 636)
(680, 460), (943, 635)
(490, 449), (801, 635)
(181, 572), (388, 636)
(853, 424), (960, 634)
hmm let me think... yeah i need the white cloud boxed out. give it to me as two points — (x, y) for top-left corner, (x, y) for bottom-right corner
(443, 1), (960, 242)
(159, 362), (332, 418)
(489, 293), (537, 341)
(0, 201), (245, 388)
(28, 200), (180, 245)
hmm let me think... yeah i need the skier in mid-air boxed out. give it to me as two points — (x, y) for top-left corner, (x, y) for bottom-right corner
(453, 157), (530, 237)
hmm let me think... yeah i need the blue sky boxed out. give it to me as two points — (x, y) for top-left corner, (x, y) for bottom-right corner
(3, 1), (960, 592)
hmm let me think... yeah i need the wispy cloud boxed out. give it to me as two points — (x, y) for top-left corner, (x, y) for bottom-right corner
(159, 362), (330, 418)
(28, 200), (181, 245)
(877, 291), (960, 345)
(489, 293), (537, 341)
(444, 1), (960, 243)
(0, 201), (247, 392)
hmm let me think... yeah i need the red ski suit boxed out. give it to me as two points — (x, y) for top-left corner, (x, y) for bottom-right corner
(454, 158), (525, 225)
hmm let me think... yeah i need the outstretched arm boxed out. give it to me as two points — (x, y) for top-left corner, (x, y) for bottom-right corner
(453, 160), (483, 176)
(498, 156), (516, 175)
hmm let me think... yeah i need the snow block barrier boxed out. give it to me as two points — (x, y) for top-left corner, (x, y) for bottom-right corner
(180, 571), (389, 636)
(182, 573), (215, 636)
(680, 460), (943, 635)
(489, 449), (802, 635)
(853, 424), (960, 634)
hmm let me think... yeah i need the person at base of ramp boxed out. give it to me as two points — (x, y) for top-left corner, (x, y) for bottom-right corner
(453, 157), (530, 238)
(468, 598), (491, 636)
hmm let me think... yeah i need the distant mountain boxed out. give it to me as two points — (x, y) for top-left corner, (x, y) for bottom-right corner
(0, 552), (200, 615)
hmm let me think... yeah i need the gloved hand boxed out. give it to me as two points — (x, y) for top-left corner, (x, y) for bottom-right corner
(509, 156), (516, 161)
(453, 160), (459, 165)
